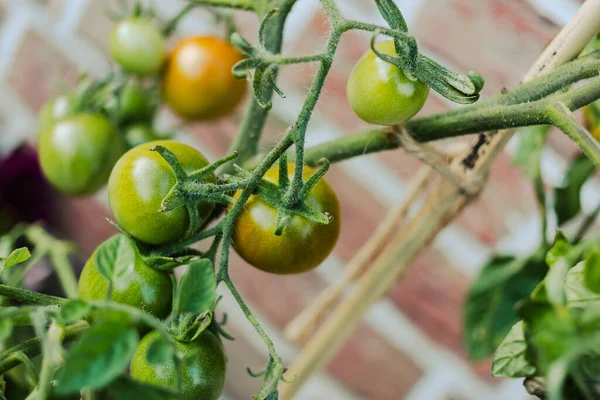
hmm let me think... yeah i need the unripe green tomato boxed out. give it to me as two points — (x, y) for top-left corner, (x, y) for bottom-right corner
(124, 123), (162, 148)
(231, 163), (341, 274)
(109, 18), (166, 75)
(108, 140), (215, 245)
(38, 94), (76, 134)
(38, 113), (125, 196)
(78, 234), (173, 319)
(347, 40), (429, 125)
(119, 80), (156, 123)
(130, 330), (226, 400)
(583, 101), (600, 141)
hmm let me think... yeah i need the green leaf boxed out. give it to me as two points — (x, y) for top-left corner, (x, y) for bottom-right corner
(94, 235), (137, 287)
(584, 249), (600, 294)
(565, 262), (600, 308)
(55, 312), (138, 395)
(545, 258), (570, 305)
(107, 375), (179, 400)
(1, 248), (31, 272)
(491, 321), (536, 378)
(59, 300), (91, 324)
(546, 231), (571, 267)
(513, 125), (551, 179)
(146, 336), (174, 365)
(463, 253), (548, 360)
(174, 259), (216, 316)
(554, 154), (596, 226)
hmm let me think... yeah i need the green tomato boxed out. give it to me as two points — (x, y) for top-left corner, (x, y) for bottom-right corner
(78, 234), (173, 319)
(130, 330), (227, 400)
(119, 80), (156, 123)
(108, 140), (215, 245)
(124, 123), (162, 148)
(347, 40), (429, 125)
(38, 94), (75, 134)
(109, 18), (166, 75)
(38, 113), (125, 196)
(231, 163), (341, 274)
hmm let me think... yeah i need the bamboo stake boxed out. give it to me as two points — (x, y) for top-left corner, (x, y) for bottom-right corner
(283, 167), (434, 344)
(279, 1), (600, 398)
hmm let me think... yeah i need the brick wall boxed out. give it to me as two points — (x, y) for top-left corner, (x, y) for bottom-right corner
(0, 0), (593, 399)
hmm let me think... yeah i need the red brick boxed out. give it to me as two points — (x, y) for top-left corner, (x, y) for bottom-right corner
(7, 31), (78, 112)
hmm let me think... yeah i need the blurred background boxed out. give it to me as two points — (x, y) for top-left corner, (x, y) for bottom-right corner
(0, 0), (597, 399)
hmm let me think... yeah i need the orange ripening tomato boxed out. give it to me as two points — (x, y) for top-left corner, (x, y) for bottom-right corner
(162, 36), (247, 121)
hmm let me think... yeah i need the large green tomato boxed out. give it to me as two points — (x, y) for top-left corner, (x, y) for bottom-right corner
(347, 40), (429, 125)
(231, 163), (341, 274)
(78, 234), (173, 319)
(108, 140), (215, 245)
(130, 330), (226, 400)
(38, 94), (75, 135)
(38, 113), (124, 196)
(109, 18), (166, 75)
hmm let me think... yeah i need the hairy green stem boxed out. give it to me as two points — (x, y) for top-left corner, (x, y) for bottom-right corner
(190, 0), (255, 10)
(224, 1), (296, 170)
(548, 102), (600, 168)
(0, 285), (66, 307)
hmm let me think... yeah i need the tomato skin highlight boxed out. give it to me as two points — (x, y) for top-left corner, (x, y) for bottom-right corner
(347, 40), (429, 126)
(108, 140), (215, 246)
(38, 94), (75, 135)
(38, 113), (125, 196)
(130, 330), (227, 400)
(231, 164), (341, 275)
(109, 18), (166, 75)
(78, 234), (173, 319)
(162, 36), (247, 120)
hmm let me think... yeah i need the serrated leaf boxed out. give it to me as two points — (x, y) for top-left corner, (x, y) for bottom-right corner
(107, 375), (179, 400)
(94, 235), (137, 287)
(146, 336), (174, 365)
(584, 249), (600, 294)
(554, 154), (596, 225)
(463, 253), (547, 360)
(3, 248), (31, 271)
(59, 300), (91, 324)
(174, 259), (216, 316)
(55, 312), (138, 395)
(565, 262), (600, 308)
(491, 321), (536, 378)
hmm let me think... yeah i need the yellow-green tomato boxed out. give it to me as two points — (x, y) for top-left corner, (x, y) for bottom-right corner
(130, 330), (226, 400)
(38, 113), (125, 196)
(38, 94), (75, 135)
(109, 18), (166, 75)
(231, 163), (341, 274)
(78, 234), (173, 319)
(108, 140), (215, 245)
(347, 40), (429, 125)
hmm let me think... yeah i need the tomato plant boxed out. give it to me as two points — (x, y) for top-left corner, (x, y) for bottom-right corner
(232, 164), (340, 274)
(108, 140), (215, 245)
(38, 113), (125, 196)
(3, 1), (600, 400)
(78, 235), (173, 319)
(162, 36), (247, 120)
(347, 40), (430, 125)
(110, 17), (166, 75)
(130, 330), (227, 400)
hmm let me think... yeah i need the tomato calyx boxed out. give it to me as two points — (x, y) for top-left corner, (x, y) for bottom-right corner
(151, 146), (244, 238)
(227, 156), (333, 236)
(169, 310), (213, 343)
